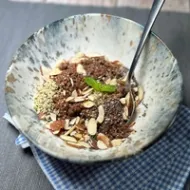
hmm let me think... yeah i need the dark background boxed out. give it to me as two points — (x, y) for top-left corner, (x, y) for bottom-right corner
(0, 0), (190, 189)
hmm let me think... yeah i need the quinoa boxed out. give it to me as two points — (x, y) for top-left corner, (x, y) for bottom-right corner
(34, 80), (58, 114)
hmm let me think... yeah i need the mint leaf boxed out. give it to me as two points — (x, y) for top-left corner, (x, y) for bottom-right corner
(84, 77), (116, 93)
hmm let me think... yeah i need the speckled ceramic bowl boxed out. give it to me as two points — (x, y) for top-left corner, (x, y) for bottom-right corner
(5, 14), (182, 163)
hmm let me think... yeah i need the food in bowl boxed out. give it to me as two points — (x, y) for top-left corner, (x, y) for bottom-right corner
(34, 53), (143, 149)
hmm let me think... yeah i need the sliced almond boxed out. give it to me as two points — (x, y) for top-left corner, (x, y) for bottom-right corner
(138, 86), (144, 103)
(84, 134), (90, 142)
(135, 96), (139, 101)
(88, 94), (95, 101)
(120, 98), (126, 105)
(71, 90), (78, 98)
(64, 119), (70, 130)
(64, 125), (76, 136)
(74, 133), (83, 139)
(87, 118), (97, 135)
(121, 75), (127, 82)
(105, 78), (111, 84)
(70, 117), (77, 125)
(52, 130), (60, 135)
(85, 119), (89, 128)
(97, 133), (111, 147)
(133, 87), (138, 92)
(70, 131), (77, 136)
(50, 113), (56, 121)
(97, 105), (105, 124)
(123, 112), (127, 120)
(66, 96), (74, 102)
(40, 66), (51, 76)
(97, 140), (108, 149)
(60, 135), (77, 142)
(74, 96), (85, 102)
(70, 52), (85, 64)
(56, 59), (66, 68)
(66, 141), (90, 149)
(124, 106), (128, 117)
(125, 93), (130, 107)
(62, 90), (66, 96)
(75, 116), (80, 125)
(76, 64), (86, 75)
(82, 101), (95, 108)
(69, 78), (74, 87)
(109, 78), (117, 85)
(49, 67), (62, 76)
(111, 139), (123, 147)
(81, 88), (93, 95)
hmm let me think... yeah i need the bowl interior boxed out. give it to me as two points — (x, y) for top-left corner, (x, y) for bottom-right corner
(5, 14), (182, 162)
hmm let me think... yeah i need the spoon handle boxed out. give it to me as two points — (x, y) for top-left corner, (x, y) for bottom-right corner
(128, 0), (165, 81)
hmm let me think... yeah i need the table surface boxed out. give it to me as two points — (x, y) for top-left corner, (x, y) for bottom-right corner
(0, 0), (190, 189)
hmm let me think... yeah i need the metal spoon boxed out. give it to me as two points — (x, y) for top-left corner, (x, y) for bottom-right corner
(127, 0), (165, 123)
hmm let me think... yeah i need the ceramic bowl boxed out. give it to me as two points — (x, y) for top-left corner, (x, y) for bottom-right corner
(5, 14), (182, 162)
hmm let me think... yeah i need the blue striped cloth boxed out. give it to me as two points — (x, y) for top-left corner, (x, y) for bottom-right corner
(3, 105), (190, 190)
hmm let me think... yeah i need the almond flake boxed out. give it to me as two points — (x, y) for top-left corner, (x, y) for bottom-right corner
(81, 88), (93, 95)
(52, 130), (60, 135)
(69, 78), (74, 87)
(70, 117), (77, 125)
(76, 64), (86, 75)
(82, 101), (95, 108)
(66, 96), (74, 102)
(84, 134), (90, 142)
(62, 90), (66, 96)
(50, 113), (56, 121)
(138, 86), (144, 103)
(56, 59), (66, 69)
(97, 140), (108, 149)
(71, 90), (78, 98)
(111, 139), (123, 147)
(122, 75), (127, 82)
(64, 125), (76, 136)
(41, 66), (51, 76)
(85, 120), (89, 128)
(120, 98), (126, 105)
(124, 106), (128, 117)
(74, 96), (85, 102)
(64, 119), (70, 130)
(70, 53), (85, 64)
(105, 78), (111, 84)
(110, 78), (117, 85)
(75, 116), (80, 125)
(70, 131), (77, 136)
(74, 133), (83, 139)
(97, 133), (111, 147)
(123, 112), (127, 120)
(88, 94), (95, 101)
(125, 93), (130, 107)
(97, 105), (105, 124)
(60, 135), (77, 143)
(77, 141), (90, 148)
(87, 118), (97, 135)
(133, 87), (138, 92)
(49, 67), (62, 76)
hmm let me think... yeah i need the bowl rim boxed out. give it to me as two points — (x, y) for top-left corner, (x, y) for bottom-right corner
(5, 13), (183, 162)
